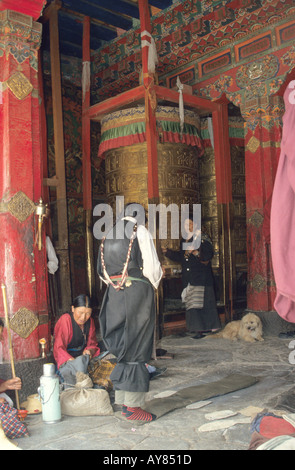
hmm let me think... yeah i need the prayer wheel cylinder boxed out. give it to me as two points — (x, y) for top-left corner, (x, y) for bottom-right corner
(100, 106), (202, 274)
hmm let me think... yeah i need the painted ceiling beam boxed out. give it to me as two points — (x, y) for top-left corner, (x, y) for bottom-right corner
(85, 85), (146, 120)
(81, 0), (140, 18)
(61, 6), (118, 33)
(62, 0), (133, 30)
(148, 0), (172, 8)
(58, 13), (113, 45)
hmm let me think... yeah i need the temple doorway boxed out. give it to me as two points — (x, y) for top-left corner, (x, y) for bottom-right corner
(161, 102), (247, 335)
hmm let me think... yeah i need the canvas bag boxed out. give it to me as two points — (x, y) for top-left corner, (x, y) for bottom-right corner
(60, 372), (113, 417)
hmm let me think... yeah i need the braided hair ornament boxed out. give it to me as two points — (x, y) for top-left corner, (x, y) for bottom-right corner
(100, 224), (138, 291)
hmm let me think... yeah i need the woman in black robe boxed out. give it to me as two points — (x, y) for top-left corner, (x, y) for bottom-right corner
(97, 204), (162, 422)
(163, 217), (221, 338)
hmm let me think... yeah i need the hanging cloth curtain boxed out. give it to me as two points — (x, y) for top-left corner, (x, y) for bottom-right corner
(140, 30), (158, 74)
(82, 60), (90, 102)
(207, 117), (214, 149)
(176, 76), (184, 138)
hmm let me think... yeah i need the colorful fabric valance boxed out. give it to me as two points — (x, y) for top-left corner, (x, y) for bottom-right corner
(98, 106), (203, 158)
(200, 117), (245, 148)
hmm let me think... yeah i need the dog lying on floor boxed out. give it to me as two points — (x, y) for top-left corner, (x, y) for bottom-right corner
(209, 313), (264, 343)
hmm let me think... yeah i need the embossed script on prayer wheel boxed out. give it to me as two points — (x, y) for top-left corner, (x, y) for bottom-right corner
(99, 106), (203, 271)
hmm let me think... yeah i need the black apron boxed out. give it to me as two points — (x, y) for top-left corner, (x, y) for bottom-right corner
(67, 312), (90, 358)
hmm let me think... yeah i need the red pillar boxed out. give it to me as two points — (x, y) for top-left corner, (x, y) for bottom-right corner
(138, 0), (159, 202)
(0, 1), (49, 361)
(243, 95), (283, 311)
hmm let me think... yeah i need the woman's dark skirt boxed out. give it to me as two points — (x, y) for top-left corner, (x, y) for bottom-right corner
(186, 285), (221, 332)
(99, 280), (155, 393)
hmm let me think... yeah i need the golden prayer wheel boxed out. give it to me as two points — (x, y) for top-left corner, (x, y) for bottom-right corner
(99, 105), (202, 273)
(98, 108), (247, 331)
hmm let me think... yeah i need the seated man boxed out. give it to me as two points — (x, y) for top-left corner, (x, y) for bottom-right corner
(0, 319), (22, 406)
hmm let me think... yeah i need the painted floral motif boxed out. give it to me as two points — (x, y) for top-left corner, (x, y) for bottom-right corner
(269, 78), (284, 95)
(200, 74), (234, 99)
(236, 55), (280, 89)
(0, 15), (41, 70)
(281, 45), (295, 68)
(243, 102), (284, 131)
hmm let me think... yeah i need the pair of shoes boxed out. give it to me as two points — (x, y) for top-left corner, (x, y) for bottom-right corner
(279, 331), (295, 339)
(191, 333), (205, 339)
(125, 407), (156, 422)
(122, 405), (127, 416)
(149, 367), (167, 380)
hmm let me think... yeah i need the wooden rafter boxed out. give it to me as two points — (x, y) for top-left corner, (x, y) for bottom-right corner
(85, 85), (146, 120)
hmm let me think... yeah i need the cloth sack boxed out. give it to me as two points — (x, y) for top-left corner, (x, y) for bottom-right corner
(59, 354), (90, 389)
(60, 372), (113, 417)
(257, 435), (295, 450)
(0, 402), (29, 439)
(88, 359), (116, 391)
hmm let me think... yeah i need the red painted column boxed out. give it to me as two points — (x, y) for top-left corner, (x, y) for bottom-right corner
(0, 1), (49, 361)
(243, 95), (283, 312)
(138, 0), (159, 201)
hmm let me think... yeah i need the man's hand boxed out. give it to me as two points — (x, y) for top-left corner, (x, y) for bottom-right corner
(0, 377), (22, 393)
(83, 349), (93, 358)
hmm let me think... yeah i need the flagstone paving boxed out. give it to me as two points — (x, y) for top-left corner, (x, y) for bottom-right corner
(15, 332), (295, 451)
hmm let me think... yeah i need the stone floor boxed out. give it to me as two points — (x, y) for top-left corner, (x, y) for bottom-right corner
(9, 330), (295, 451)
